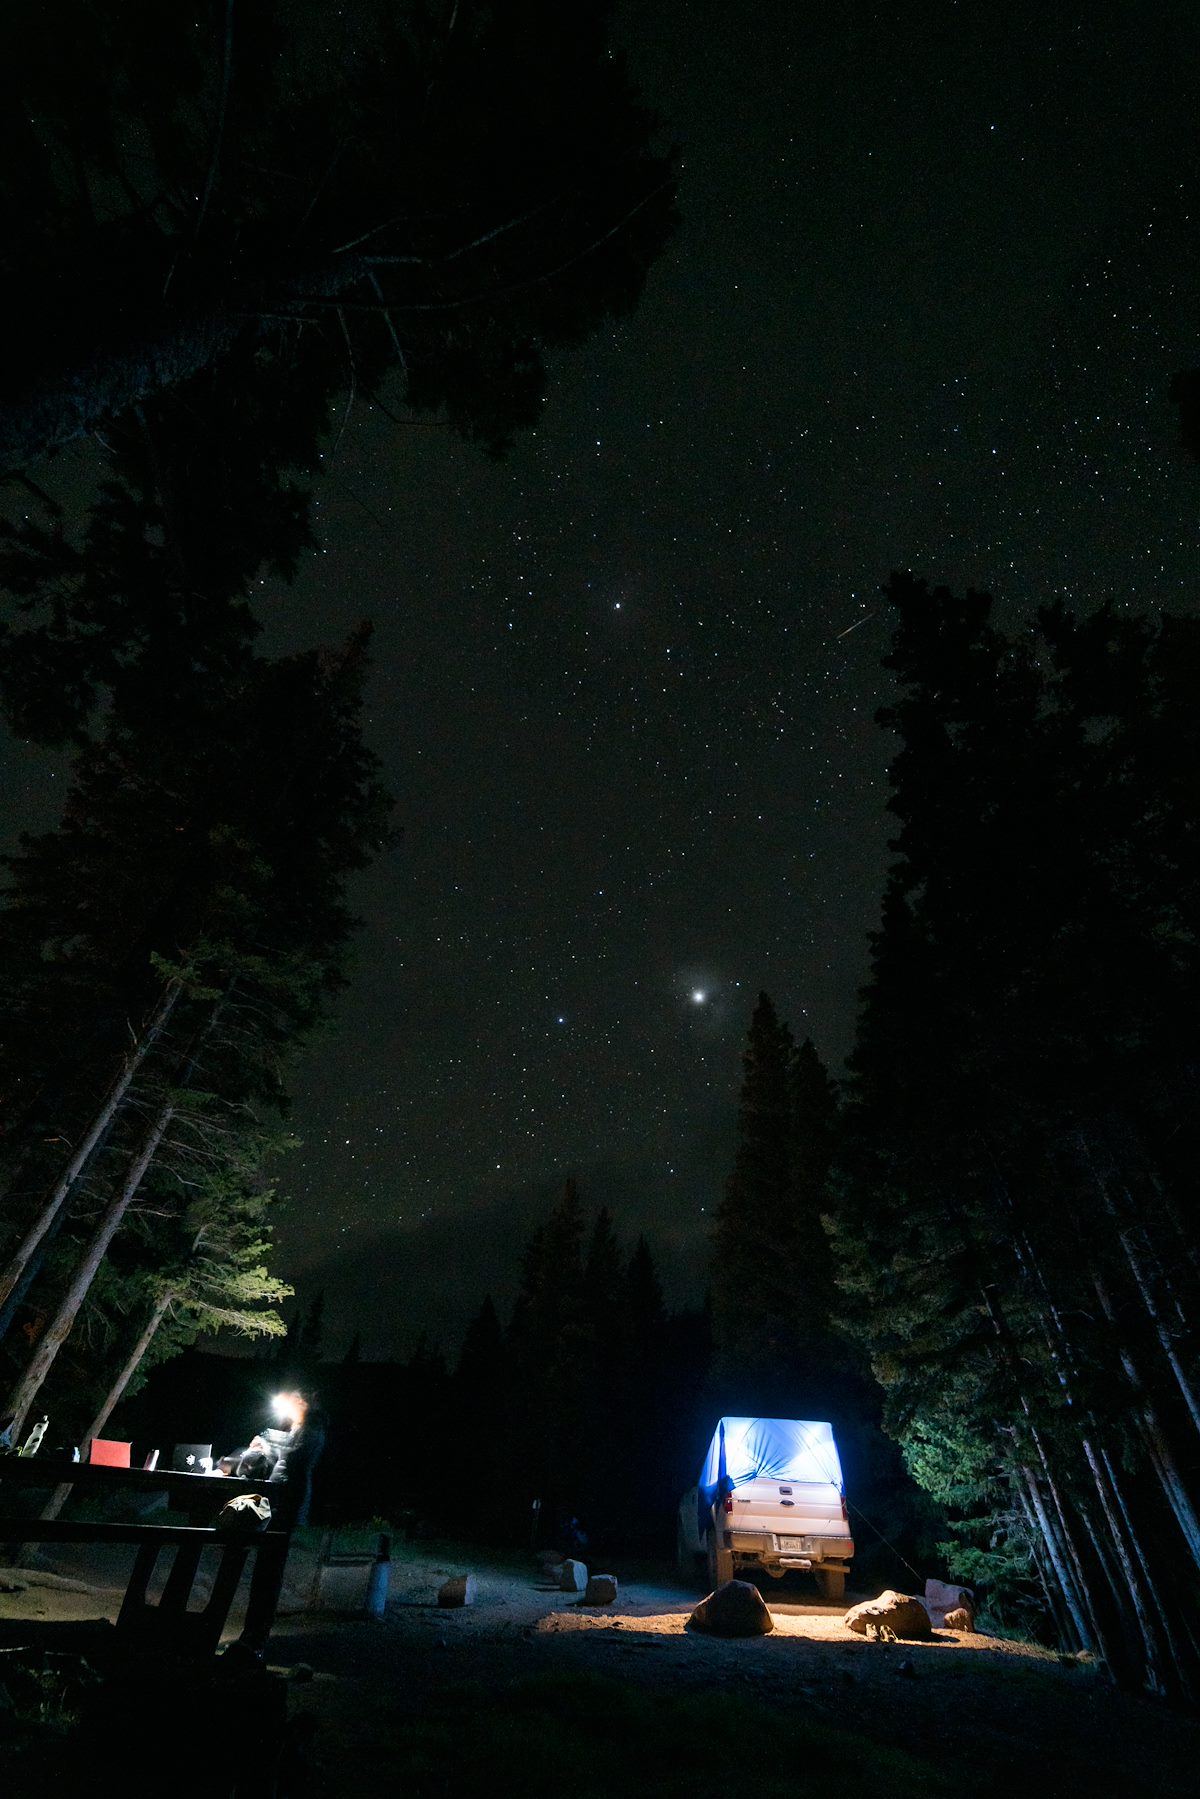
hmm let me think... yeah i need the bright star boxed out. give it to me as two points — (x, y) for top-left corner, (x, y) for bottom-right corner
(691, 989), (706, 1004)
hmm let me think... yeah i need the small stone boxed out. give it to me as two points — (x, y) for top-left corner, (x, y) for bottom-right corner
(438, 1573), (476, 1608)
(944, 1605), (975, 1631)
(559, 1558), (588, 1593)
(898, 1658), (915, 1677)
(583, 1573), (617, 1605)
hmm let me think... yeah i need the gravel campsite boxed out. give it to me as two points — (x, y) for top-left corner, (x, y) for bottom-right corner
(5, 1532), (1199, 1796)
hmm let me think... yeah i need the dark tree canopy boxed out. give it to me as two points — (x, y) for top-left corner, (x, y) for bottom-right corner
(0, 0), (678, 470)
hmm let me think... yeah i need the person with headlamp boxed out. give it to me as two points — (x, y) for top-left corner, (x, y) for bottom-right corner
(217, 1387), (325, 1526)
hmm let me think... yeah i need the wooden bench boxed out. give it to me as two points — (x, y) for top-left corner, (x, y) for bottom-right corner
(0, 1457), (295, 1658)
(0, 1516), (291, 1658)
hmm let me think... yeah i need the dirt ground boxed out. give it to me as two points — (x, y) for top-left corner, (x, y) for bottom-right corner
(4, 1536), (1199, 1796)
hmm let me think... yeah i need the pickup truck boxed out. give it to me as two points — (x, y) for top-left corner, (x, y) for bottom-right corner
(677, 1416), (854, 1599)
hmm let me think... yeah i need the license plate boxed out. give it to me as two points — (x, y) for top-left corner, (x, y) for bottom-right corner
(779, 1537), (809, 1552)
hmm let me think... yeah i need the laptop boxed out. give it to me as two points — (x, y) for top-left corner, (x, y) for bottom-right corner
(171, 1443), (213, 1474)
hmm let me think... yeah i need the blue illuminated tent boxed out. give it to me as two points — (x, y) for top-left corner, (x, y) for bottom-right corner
(696, 1417), (844, 1533)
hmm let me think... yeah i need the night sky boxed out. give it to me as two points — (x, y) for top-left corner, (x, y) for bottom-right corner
(4, 1), (1199, 1359)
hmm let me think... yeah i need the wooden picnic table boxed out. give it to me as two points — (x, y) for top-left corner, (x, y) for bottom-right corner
(0, 1454), (295, 1654)
(0, 1452), (270, 1515)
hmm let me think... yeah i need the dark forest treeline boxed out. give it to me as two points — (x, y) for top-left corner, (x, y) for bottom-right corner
(119, 1175), (936, 1589)
(119, 1186), (715, 1558)
(822, 575), (1200, 1699)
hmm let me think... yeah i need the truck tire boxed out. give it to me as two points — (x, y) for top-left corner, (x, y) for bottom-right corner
(815, 1567), (846, 1602)
(707, 1533), (734, 1589)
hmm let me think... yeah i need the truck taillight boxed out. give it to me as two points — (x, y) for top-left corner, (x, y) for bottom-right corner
(723, 1495), (734, 1514)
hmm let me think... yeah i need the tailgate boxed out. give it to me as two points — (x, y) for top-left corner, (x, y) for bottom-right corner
(729, 1476), (849, 1539)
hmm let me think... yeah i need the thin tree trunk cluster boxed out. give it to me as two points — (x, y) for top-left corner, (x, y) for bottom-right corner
(845, 1110), (1200, 1701)
(0, 981), (228, 1438)
(0, 979), (182, 1316)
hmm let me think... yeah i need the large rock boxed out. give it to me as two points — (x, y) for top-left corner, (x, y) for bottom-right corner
(944, 1605), (975, 1632)
(688, 1579), (774, 1637)
(437, 1574), (476, 1608)
(923, 1577), (975, 1628)
(559, 1558), (588, 1593)
(583, 1573), (617, 1605)
(844, 1590), (932, 1641)
(924, 1577), (973, 1612)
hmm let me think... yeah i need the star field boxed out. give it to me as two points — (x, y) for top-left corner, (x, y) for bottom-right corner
(4, 2), (1199, 1357)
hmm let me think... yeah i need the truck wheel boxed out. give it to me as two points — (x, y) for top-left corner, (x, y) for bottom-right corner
(707, 1535), (734, 1589)
(815, 1567), (846, 1602)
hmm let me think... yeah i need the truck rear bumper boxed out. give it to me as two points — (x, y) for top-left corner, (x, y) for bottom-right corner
(727, 1531), (852, 1565)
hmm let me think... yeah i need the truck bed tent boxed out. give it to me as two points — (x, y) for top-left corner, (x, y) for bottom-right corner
(697, 1417), (844, 1532)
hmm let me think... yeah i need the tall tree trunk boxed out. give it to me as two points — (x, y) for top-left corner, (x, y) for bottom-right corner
(35, 1288), (176, 1524)
(4, 984), (227, 1435)
(1106, 1108), (1200, 1289)
(1020, 1463), (1091, 1652)
(1093, 1269), (1200, 1570)
(0, 978), (182, 1320)
(1098, 1439), (1194, 1701)
(980, 1278), (1109, 1658)
(3, 1101), (174, 1436)
(1076, 1129), (1200, 1436)
(86, 1287), (175, 1445)
(1013, 1477), (1072, 1644)
(1080, 1432), (1171, 1696)
(992, 1171), (1193, 1688)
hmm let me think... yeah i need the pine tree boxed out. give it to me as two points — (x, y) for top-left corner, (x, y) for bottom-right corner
(0, 630), (394, 1428)
(507, 1179), (589, 1519)
(582, 1204), (625, 1411)
(710, 994), (844, 1413)
(294, 1292), (326, 1370)
(711, 993), (795, 1403)
(450, 1296), (511, 1534)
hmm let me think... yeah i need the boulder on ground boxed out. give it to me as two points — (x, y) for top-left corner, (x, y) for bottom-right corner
(922, 1578), (975, 1627)
(925, 1577), (974, 1613)
(437, 1574), (476, 1608)
(559, 1558), (588, 1593)
(944, 1605), (975, 1631)
(844, 1590), (932, 1641)
(688, 1579), (774, 1637)
(583, 1573), (617, 1605)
